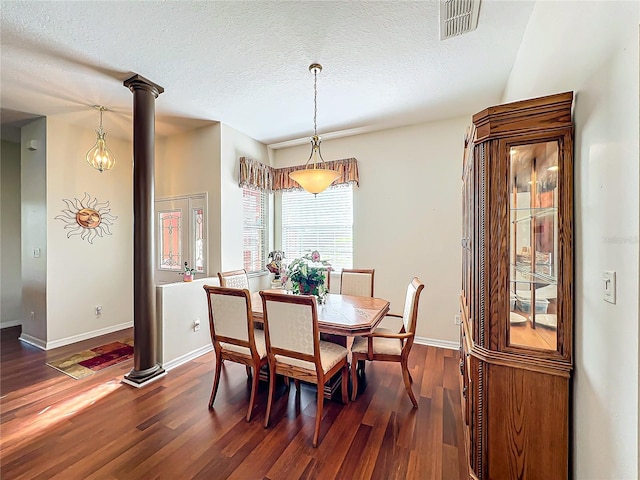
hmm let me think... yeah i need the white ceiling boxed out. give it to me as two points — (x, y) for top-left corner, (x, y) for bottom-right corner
(0, 1), (534, 146)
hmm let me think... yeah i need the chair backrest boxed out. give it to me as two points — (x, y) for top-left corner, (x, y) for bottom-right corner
(259, 292), (320, 366)
(340, 269), (375, 297)
(402, 277), (425, 336)
(203, 285), (257, 351)
(218, 269), (250, 290)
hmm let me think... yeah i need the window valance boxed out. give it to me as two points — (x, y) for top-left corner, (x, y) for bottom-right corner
(239, 157), (359, 193)
(238, 157), (274, 192)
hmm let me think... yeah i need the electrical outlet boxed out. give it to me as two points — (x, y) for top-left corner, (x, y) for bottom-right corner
(454, 314), (461, 325)
(30, 311), (35, 321)
(193, 317), (201, 332)
(96, 305), (103, 316)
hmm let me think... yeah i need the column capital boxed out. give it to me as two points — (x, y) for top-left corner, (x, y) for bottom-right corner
(124, 74), (164, 97)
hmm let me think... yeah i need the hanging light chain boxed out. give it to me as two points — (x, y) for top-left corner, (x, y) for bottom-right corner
(288, 63), (340, 194)
(313, 67), (318, 137)
(94, 105), (108, 135)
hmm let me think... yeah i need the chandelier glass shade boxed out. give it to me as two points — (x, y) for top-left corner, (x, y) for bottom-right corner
(86, 105), (116, 173)
(289, 64), (340, 195)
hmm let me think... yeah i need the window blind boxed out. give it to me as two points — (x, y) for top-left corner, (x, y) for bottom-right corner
(281, 186), (353, 271)
(243, 187), (268, 273)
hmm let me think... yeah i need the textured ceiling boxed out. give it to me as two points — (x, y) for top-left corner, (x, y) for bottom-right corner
(0, 1), (534, 146)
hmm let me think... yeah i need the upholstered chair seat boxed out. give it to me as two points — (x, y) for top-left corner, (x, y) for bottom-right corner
(350, 277), (425, 406)
(275, 340), (347, 372)
(220, 329), (266, 358)
(351, 328), (402, 356)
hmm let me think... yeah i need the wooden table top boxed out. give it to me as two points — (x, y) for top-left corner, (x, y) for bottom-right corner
(251, 290), (390, 336)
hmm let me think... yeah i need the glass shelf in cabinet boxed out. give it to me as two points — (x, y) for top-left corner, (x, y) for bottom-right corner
(511, 263), (557, 284)
(510, 206), (557, 224)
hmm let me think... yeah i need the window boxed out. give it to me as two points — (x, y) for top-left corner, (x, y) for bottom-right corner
(159, 210), (183, 270)
(243, 187), (268, 273)
(156, 194), (207, 284)
(281, 186), (353, 271)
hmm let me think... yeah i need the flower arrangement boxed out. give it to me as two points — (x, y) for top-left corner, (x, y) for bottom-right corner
(266, 250), (285, 279)
(282, 250), (331, 298)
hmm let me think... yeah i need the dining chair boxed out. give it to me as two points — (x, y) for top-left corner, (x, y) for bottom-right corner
(218, 269), (250, 290)
(259, 291), (349, 447)
(203, 285), (267, 422)
(340, 268), (375, 297)
(350, 277), (425, 406)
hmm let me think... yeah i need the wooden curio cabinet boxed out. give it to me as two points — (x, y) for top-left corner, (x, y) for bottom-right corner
(459, 92), (574, 480)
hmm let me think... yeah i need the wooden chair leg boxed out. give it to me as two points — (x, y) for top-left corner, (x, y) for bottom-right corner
(209, 351), (223, 409)
(401, 359), (418, 408)
(341, 363), (348, 404)
(246, 365), (252, 378)
(294, 379), (300, 390)
(313, 387), (324, 447)
(350, 356), (359, 402)
(246, 363), (260, 422)
(408, 369), (414, 384)
(358, 359), (366, 373)
(264, 363), (276, 428)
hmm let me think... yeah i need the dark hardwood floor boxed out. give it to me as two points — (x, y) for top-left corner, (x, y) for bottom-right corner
(0, 326), (467, 480)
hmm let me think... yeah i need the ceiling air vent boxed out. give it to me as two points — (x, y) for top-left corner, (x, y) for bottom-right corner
(440, 0), (481, 40)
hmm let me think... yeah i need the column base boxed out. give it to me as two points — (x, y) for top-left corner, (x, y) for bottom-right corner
(122, 364), (166, 388)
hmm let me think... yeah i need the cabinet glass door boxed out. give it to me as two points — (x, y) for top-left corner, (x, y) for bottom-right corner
(509, 141), (558, 351)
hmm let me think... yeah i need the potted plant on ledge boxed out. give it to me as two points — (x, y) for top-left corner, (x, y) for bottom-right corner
(181, 262), (196, 282)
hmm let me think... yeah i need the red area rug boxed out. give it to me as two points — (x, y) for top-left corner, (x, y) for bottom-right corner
(46, 338), (134, 379)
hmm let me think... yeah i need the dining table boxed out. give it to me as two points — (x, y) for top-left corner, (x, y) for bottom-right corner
(250, 289), (390, 399)
(250, 290), (390, 337)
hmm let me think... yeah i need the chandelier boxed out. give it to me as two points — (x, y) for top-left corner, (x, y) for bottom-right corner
(288, 64), (340, 195)
(86, 105), (116, 173)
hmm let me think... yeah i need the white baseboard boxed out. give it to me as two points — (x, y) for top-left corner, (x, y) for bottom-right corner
(414, 336), (459, 350)
(1, 319), (22, 329)
(19, 333), (46, 350)
(162, 344), (213, 372)
(21, 322), (134, 351)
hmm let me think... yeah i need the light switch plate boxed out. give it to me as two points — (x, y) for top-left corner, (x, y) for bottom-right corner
(603, 271), (616, 304)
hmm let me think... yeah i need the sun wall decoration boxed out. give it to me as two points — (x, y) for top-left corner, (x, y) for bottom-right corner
(55, 192), (117, 244)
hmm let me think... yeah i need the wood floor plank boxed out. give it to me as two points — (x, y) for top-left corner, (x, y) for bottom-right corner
(334, 423), (373, 480)
(0, 326), (468, 479)
(370, 411), (410, 480)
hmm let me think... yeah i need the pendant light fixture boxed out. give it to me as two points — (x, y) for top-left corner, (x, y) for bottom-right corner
(86, 105), (116, 173)
(289, 64), (340, 195)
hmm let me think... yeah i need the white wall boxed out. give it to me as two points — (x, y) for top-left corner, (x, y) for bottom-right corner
(273, 117), (468, 344)
(503, 3), (639, 478)
(219, 123), (272, 291)
(45, 118), (134, 346)
(20, 118), (47, 345)
(1, 140), (22, 328)
(156, 124), (222, 275)
(157, 123), (272, 289)
(156, 276), (217, 369)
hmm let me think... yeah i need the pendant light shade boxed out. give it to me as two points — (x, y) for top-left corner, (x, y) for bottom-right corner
(289, 64), (340, 195)
(289, 167), (340, 195)
(86, 105), (116, 173)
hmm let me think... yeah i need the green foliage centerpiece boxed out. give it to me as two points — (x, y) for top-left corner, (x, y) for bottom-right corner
(283, 250), (331, 300)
